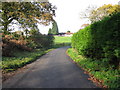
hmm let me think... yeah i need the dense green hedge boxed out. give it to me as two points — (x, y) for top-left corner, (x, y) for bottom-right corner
(72, 12), (120, 69)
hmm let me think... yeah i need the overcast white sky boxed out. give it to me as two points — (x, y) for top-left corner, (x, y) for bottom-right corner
(38, 0), (119, 34)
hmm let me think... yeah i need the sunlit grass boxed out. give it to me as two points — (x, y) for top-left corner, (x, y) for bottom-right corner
(54, 36), (71, 44)
(53, 36), (71, 48)
(1, 49), (53, 73)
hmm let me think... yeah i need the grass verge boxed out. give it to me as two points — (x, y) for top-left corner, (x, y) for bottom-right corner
(1, 49), (53, 73)
(67, 48), (120, 88)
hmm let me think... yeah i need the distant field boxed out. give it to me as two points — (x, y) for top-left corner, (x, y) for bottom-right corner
(54, 36), (72, 44)
(53, 36), (72, 48)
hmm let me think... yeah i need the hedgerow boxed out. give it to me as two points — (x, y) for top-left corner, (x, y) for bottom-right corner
(71, 13), (120, 88)
(72, 12), (120, 69)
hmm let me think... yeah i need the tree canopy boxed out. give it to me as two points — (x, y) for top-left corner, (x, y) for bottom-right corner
(1, 2), (56, 34)
(80, 4), (120, 23)
(48, 20), (59, 35)
(90, 4), (120, 22)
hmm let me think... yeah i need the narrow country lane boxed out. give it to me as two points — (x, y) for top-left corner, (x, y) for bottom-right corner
(3, 46), (98, 88)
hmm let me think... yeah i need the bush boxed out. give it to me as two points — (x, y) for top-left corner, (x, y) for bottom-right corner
(72, 12), (120, 69)
(2, 34), (32, 56)
(2, 31), (54, 56)
(29, 33), (54, 49)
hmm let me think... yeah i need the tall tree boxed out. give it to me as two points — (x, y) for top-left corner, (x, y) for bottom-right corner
(80, 4), (120, 23)
(67, 30), (71, 33)
(50, 20), (59, 35)
(48, 28), (52, 35)
(1, 2), (56, 34)
(90, 4), (120, 22)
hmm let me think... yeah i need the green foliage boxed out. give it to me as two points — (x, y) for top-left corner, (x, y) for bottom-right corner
(1, 2), (56, 57)
(90, 4), (120, 22)
(67, 31), (70, 33)
(2, 30), (54, 56)
(48, 28), (52, 35)
(67, 48), (120, 88)
(29, 33), (54, 49)
(48, 20), (59, 35)
(1, 49), (52, 73)
(80, 4), (120, 23)
(72, 25), (92, 56)
(72, 12), (120, 68)
(1, 2), (56, 34)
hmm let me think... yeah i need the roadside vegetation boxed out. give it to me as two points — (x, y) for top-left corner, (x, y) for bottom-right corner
(2, 49), (52, 73)
(2, 2), (119, 89)
(68, 4), (120, 88)
(2, 33), (54, 73)
(1, 2), (56, 73)
(67, 48), (119, 88)
(1, 35), (71, 73)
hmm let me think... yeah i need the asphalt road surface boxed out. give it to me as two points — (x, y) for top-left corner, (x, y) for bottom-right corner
(3, 46), (98, 88)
